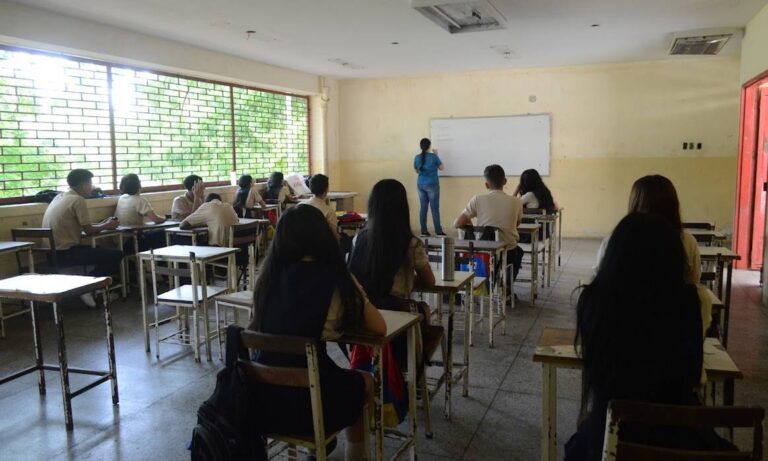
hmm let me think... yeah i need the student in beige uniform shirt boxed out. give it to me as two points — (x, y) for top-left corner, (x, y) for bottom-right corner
(180, 193), (240, 246)
(171, 174), (205, 220)
(454, 164), (524, 281)
(115, 173), (167, 250)
(300, 174), (338, 238)
(41, 169), (123, 307)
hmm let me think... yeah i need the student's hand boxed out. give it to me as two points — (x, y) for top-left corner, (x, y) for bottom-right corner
(192, 180), (205, 199)
(104, 218), (119, 230)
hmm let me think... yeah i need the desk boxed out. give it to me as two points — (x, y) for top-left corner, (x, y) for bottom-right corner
(0, 241), (35, 337)
(164, 218), (263, 246)
(81, 229), (128, 298)
(517, 223), (542, 304)
(698, 246), (740, 347)
(137, 245), (238, 355)
(243, 203), (280, 219)
(422, 239), (509, 347)
(523, 213), (557, 288)
(119, 220), (181, 288)
(0, 274), (117, 430)
(686, 229), (726, 246)
(327, 191), (358, 211)
(340, 310), (420, 461)
(532, 327), (743, 461)
(414, 270), (474, 421)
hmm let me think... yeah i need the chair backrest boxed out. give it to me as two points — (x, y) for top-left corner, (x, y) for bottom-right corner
(683, 221), (716, 231)
(602, 400), (764, 461)
(149, 250), (201, 305)
(239, 330), (326, 447)
(229, 220), (264, 247)
(11, 227), (57, 271)
(693, 233), (716, 246)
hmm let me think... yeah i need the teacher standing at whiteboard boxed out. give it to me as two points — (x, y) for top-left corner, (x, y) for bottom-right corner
(414, 138), (445, 236)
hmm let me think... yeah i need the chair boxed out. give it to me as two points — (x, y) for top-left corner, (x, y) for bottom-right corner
(11, 227), (60, 274)
(213, 245), (257, 360)
(520, 209), (550, 288)
(149, 250), (229, 362)
(239, 329), (369, 461)
(602, 400), (764, 461)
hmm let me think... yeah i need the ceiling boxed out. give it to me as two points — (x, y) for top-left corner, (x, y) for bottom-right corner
(9, 0), (768, 78)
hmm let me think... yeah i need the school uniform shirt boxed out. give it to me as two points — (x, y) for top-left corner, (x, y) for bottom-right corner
(390, 237), (430, 299)
(301, 196), (338, 235)
(181, 199), (239, 246)
(414, 152), (442, 186)
(171, 193), (194, 220)
(245, 187), (264, 208)
(520, 191), (540, 209)
(462, 189), (523, 248)
(115, 194), (154, 226)
(41, 189), (90, 250)
(322, 274), (371, 341)
(277, 185), (292, 204)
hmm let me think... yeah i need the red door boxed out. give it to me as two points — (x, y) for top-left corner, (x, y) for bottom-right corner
(749, 87), (768, 269)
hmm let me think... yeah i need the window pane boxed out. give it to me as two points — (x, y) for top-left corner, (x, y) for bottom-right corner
(111, 68), (232, 186)
(0, 49), (111, 198)
(233, 88), (309, 178)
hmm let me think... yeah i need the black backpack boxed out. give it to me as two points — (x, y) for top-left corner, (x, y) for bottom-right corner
(190, 325), (267, 461)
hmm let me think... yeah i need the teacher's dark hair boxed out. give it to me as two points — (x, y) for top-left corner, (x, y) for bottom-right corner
(519, 169), (555, 213)
(627, 175), (682, 231)
(249, 205), (365, 332)
(417, 138), (431, 171)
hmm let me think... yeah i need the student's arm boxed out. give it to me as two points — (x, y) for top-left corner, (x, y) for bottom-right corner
(147, 210), (166, 224)
(180, 206), (205, 229)
(362, 299), (386, 336)
(516, 200), (523, 226)
(412, 239), (435, 289)
(83, 218), (119, 235)
(454, 196), (477, 229)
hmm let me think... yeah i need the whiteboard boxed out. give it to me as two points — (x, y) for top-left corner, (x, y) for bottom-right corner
(430, 114), (550, 177)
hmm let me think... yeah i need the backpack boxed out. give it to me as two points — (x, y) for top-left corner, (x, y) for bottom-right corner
(33, 189), (60, 203)
(190, 325), (267, 461)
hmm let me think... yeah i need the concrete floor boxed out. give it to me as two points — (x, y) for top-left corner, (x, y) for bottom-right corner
(0, 238), (766, 460)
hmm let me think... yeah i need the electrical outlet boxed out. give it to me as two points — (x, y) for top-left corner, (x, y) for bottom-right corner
(697, 142), (702, 150)
(683, 142), (688, 150)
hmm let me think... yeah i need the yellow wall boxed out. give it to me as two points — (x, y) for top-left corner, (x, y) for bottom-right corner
(337, 57), (740, 237)
(740, 2), (768, 83)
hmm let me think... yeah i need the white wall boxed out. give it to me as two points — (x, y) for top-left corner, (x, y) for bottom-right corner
(740, 2), (768, 84)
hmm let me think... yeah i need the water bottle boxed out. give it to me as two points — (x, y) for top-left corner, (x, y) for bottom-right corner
(441, 236), (455, 281)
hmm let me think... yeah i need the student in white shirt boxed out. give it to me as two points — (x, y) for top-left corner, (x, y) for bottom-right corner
(41, 169), (122, 307)
(233, 174), (267, 217)
(454, 164), (524, 281)
(263, 171), (295, 209)
(300, 174), (339, 239)
(180, 193), (240, 247)
(115, 173), (167, 250)
(514, 168), (557, 214)
(171, 174), (204, 220)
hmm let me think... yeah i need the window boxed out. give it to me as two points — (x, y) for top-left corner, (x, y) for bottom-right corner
(0, 46), (311, 202)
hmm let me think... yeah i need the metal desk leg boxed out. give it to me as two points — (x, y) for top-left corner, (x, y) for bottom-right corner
(200, 262), (212, 362)
(723, 261), (733, 347)
(444, 292), (454, 420)
(30, 301), (45, 395)
(542, 364), (557, 461)
(119, 234), (127, 298)
(557, 210), (563, 267)
(139, 254), (150, 353)
(532, 232), (538, 305)
(407, 325), (418, 461)
(373, 345), (384, 461)
(547, 222), (553, 287)
(53, 302), (74, 430)
(101, 290), (119, 405)
(463, 283), (471, 397)
(28, 247), (35, 273)
(501, 249), (508, 335)
(489, 252), (495, 348)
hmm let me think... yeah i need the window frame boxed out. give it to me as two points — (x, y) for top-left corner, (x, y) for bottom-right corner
(0, 44), (311, 205)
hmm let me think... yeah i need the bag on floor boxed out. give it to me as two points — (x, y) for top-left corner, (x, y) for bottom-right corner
(349, 342), (408, 428)
(190, 325), (267, 461)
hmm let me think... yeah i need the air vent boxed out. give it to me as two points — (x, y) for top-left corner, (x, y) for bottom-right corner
(669, 34), (732, 55)
(412, 0), (506, 34)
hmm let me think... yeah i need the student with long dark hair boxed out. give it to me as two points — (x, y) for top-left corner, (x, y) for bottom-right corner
(348, 179), (435, 303)
(263, 171), (295, 208)
(515, 168), (556, 213)
(413, 138), (445, 236)
(565, 213), (730, 461)
(249, 205), (385, 461)
(233, 174), (267, 216)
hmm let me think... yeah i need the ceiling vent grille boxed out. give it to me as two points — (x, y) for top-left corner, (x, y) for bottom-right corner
(412, 0), (506, 34)
(669, 34), (732, 55)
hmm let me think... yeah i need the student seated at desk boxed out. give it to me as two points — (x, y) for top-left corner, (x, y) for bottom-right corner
(115, 173), (166, 251)
(263, 171), (295, 209)
(565, 213), (732, 461)
(514, 168), (557, 213)
(171, 174), (204, 220)
(179, 193), (239, 247)
(41, 169), (122, 307)
(249, 205), (385, 461)
(300, 174), (339, 239)
(232, 174), (267, 216)
(454, 164), (524, 281)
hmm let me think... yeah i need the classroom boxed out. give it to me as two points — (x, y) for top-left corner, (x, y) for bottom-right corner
(0, 0), (767, 460)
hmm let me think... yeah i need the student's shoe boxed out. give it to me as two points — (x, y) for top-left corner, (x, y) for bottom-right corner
(80, 292), (97, 308)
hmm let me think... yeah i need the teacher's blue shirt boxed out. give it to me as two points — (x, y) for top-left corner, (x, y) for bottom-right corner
(414, 152), (442, 186)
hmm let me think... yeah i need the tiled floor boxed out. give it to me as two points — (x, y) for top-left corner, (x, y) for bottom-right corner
(1, 238), (766, 460)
